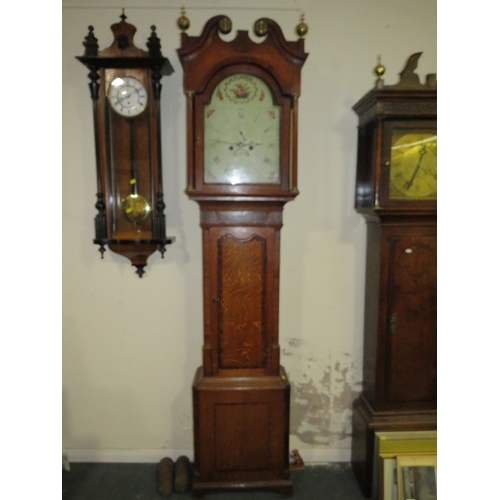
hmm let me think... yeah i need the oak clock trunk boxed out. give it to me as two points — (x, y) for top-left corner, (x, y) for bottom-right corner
(177, 15), (307, 497)
(350, 54), (437, 499)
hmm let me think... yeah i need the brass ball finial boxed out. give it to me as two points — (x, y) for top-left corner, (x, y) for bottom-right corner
(219, 16), (232, 35)
(254, 19), (268, 37)
(296, 13), (308, 38)
(373, 56), (386, 88)
(177, 7), (190, 32)
(374, 55), (385, 79)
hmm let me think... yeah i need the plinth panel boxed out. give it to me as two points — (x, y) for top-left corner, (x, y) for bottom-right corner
(192, 366), (292, 495)
(215, 402), (272, 471)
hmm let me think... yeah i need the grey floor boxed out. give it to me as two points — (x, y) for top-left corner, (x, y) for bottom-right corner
(62, 463), (368, 500)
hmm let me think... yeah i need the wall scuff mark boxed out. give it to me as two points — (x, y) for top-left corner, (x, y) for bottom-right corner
(283, 339), (362, 446)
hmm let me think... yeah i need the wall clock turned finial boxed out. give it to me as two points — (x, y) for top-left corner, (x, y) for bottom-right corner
(177, 7), (190, 32)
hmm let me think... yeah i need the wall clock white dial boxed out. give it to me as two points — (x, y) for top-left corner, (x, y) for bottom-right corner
(108, 76), (148, 117)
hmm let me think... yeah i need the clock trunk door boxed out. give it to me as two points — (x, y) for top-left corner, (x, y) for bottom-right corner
(205, 225), (278, 376)
(380, 226), (437, 410)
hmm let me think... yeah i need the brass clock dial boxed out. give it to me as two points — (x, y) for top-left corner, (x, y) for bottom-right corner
(389, 130), (437, 200)
(204, 74), (281, 185)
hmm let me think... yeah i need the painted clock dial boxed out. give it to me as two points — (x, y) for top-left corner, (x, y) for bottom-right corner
(108, 76), (148, 117)
(389, 130), (437, 200)
(204, 74), (281, 185)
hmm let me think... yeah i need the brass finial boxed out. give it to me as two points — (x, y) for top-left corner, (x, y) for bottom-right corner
(177, 7), (190, 32)
(374, 55), (385, 88)
(296, 13), (308, 38)
(254, 19), (268, 37)
(219, 16), (232, 34)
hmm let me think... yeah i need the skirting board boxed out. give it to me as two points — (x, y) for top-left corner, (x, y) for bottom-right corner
(63, 448), (352, 464)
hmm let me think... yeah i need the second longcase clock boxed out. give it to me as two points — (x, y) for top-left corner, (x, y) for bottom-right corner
(177, 14), (307, 497)
(350, 54), (437, 498)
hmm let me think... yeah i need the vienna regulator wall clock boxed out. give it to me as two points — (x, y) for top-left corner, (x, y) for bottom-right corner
(350, 53), (437, 498)
(77, 12), (175, 277)
(177, 13), (308, 497)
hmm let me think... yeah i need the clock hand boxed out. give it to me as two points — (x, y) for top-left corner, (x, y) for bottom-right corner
(211, 139), (239, 146)
(232, 140), (262, 154)
(119, 87), (140, 107)
(119, 88), (132, 101)
(404, 146), (427, 190)
(247, 141), (261, 150)
(233, 142), (246, 154)
(240, 131), (246, 141)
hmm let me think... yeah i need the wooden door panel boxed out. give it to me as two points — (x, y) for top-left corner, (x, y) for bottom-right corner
(214, 402), (272, 472)
(385, 234), (437, 405)
(193, 377), (289, 484)
(218, 234), (267, 369)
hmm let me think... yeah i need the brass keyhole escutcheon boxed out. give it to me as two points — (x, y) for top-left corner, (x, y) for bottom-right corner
(390, 314), (397, 335)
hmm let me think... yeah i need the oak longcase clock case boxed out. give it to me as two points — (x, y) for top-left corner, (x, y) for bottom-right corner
(350, 53), (437, 499)
(177, 14), (307, 497)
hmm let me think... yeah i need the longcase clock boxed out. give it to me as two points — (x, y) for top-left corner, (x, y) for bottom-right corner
(350, 53), (437, 498)
(177, 14), (307, 497)
(77, 12), (175, 277)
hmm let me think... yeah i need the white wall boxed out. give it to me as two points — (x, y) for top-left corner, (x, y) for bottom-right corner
(62, 0), (437, 463)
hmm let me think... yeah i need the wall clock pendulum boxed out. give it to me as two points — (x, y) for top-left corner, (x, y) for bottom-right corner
(177, 11), (308, 497)
(77, 11), (175, 277)
(350, 53), (437, 499)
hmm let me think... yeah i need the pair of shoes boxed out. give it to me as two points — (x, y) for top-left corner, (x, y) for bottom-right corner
(158, 455), (190, 497)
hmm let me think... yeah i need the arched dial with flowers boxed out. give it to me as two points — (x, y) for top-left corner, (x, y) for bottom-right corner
(204, 74), (281, 185)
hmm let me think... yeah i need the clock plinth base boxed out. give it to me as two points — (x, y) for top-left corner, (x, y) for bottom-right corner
(192, 366), (292, 496)
(351, 394), (436, 499)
